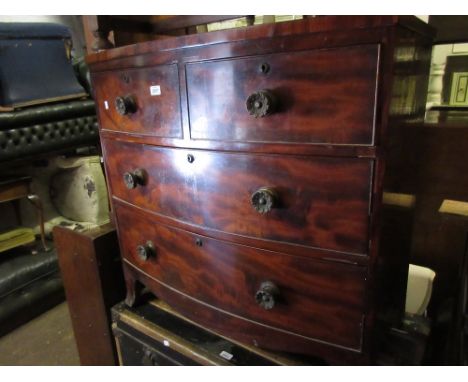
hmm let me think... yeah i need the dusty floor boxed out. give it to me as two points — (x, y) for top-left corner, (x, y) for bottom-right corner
(0, 302), (80, 365)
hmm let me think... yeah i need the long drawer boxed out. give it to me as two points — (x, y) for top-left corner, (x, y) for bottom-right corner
(186, 44), (379, 144)
(115, 202), (367, 351)
(103, 138), (373, 255)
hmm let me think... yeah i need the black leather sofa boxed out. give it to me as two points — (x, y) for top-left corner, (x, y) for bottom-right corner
(0, 99), (98, 164)
(0, 245), (64, 336)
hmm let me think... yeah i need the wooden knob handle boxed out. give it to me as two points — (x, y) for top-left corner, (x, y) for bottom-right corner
(142, 348), (159, 365)
(255, 281), (280, 310)
(136, 241), (154, 261)
(123, 169), (146, 189)
(251, 187), (277, 214)
(115, 95), (137, 115)
(246, 89), (277, 118)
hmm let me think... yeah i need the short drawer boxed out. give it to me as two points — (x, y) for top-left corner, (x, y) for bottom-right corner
(92, 65), (182, 138)
(114, 326), (185, 366)
(186, 44), (379, 145)
(112, 301), (281, 365)
(115, 203), (367, 351)
(103, 139), (372, 255)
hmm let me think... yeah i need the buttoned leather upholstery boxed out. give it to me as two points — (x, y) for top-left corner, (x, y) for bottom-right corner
(0, 100), (98, 163)
(0, 248), (64, 336)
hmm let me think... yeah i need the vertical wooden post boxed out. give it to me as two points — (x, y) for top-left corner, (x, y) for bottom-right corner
(54, 223), (125, 365)
(82, 15), (114, 54)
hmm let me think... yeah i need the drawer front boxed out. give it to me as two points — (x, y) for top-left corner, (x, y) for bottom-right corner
(92, 65), (182, 138)
(103, 139), (372, 255)
(104, 140), (372, 254)
(114, 326), (195, 365)
(186, 44), (379, 144)
(115, 203), (366, 350)
(115, 328), (182, 365)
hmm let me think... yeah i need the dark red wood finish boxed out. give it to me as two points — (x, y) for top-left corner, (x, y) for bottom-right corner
(103, 138), (373, 255)
(99, 129), (379, 157)
(86, 16), (430, 67)
(370, 26), (434, 332)
(88, 16), (434, 364)
(54, 224), (125, 366)
(121, 263), (367, 365)
(187, 44), (379, 144)
(92, 65), (182, 138)
(115, 202), (366, 350)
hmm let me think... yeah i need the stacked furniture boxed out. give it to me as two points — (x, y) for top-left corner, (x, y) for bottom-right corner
(0, 22), (100, 334)
(111, 297), (324, 366)
(0, 23), (98, 165)
(112, 296), (432, 366)
(88, 16), (434, 364)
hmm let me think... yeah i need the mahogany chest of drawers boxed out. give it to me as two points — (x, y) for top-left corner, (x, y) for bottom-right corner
(88, 16), (434, 364)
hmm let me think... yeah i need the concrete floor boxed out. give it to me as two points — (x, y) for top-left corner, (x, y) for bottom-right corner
(0, 302), (80, 365)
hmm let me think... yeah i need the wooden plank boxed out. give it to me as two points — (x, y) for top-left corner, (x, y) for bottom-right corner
(53, 223), (125, 366)
(0, 180), (29, 203)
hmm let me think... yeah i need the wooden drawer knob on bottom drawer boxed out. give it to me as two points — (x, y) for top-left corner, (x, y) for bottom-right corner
(255, 281), (280, 310)
(115, 95), (137, 115)
(246, 89), (277, 118)
(142, 348), (159, 366)
(251, 187), (278, 214)
(136, 241), (155, 261)
(123, 169), (147, 189)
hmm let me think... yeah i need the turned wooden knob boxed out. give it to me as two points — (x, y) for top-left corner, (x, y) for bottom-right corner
(251, 187), (278, 214)
(123, 169), (146, 189)
(136, 241), (154, 261)
(142, 348), (159, 365)
(246, 89), (277, 118)
(255, 281), (280, 310)
(115, 95), (137, 115)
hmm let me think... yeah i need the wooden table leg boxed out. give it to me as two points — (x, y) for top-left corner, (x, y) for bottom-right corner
(27, 194), (49, 251)
(12, 199), (22, 225)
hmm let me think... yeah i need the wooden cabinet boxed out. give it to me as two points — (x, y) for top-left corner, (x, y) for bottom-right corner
(88, 16), (434, 364)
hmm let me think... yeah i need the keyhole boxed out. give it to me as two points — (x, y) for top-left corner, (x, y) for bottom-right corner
(259, 63), (270, 74)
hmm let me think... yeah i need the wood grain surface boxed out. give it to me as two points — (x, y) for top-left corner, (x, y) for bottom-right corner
(115, 203), (366, 351)
(103, 138), (373, 255)
(92, 64), (182, 138)
(187, 44), (379, 144)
